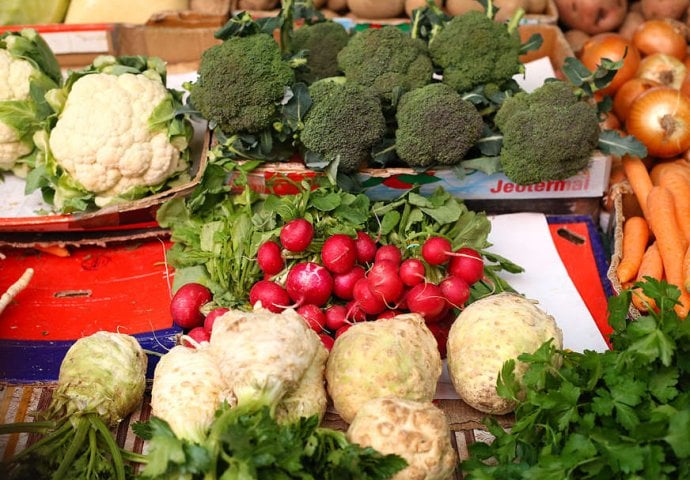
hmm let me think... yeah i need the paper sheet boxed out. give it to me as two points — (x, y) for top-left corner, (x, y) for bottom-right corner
(435, 212), (608, 400)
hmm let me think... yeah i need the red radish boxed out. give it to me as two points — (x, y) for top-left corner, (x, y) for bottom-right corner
(367, 260), (404, 304)
(182, 326), (210, 348)
(335, 323), (352, 338)
(321, 234), (358, 274)
(352, 277), (386, 315)
(376, 309), (402, 320)
(439, 276), (471, 308)
(405, 283), (447, 322)
(355, 231), (377, 264)
(374, 244), (402, 266)
(325, 304), (349, 331)
(333, 265), (366, 300)
(296, 304), (327, 333)
(421, 236), (453, 265)
(203, 307), (229, 334)
(170, 283), (212, 329)
(257, 241), (284, 275)
(426, 313), (454, 358)
(319, 333), (335, 351)
(399, 258), (426, 286)
(345, 300), (368, 322)
(285, 262), (333, 307)
(249, 280), (291, 313)
(448, 247), (484, 285)
(280, 218), (314, 252)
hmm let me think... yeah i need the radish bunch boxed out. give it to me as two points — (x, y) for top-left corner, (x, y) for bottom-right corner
(248, 218), (486, 355)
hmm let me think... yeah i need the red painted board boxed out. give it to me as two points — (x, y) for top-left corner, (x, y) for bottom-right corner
(0, 240), (175, 341)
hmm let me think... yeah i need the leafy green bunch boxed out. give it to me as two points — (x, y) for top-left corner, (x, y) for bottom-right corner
(462, 278), (690, 479)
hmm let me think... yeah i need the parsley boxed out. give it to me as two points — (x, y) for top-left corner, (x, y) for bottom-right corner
(132, 403), (407, 479)
(461, 279), (690, 479)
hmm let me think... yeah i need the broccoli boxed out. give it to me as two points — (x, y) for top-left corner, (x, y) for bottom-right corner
(190, 33), (295, 135)
(290, 21), (350, 84)
(300, 80), (386, 173)
(494, 80), (600, 185)
(428, 11), (522, 93)
(395, 83), (484, 167)
(337, 26), (433, 101)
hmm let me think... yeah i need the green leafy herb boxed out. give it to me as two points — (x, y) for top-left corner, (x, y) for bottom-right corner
(461, 278), (690, 479)
(133, 403), (407, 480)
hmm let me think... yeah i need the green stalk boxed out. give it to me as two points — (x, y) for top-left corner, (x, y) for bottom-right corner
(90, 414), (126, 480)
(0, 420), (56, 434)
(52, 417), (90, 480)
(6, 419), (73, 462)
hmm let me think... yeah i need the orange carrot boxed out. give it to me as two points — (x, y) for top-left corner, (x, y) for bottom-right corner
(684, 244), (690, 295)
(34, 245), (70, 257)
(623, 155), (654, 220)
(658, 170), (690, 243)
(632, 242), (663, 313)
(646, 186), (690, 319)
(616, 216), (650, 283)
(650, 159), (690, 185)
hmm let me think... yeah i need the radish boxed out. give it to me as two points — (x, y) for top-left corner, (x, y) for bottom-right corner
(321, 234), (358, 274)
(333, 265), (366, 300)
(440, 276), (471, 308)
(325, 304), (349, 331)
(319, 333), (335, 351)
(280, 218), (314, 252)
(374, 244), (402, 266)
(183, 326), (211, 348)
(421, 236), (453, 265)
(257, 240), (284, 275)
(426, 313), (454, 358)
(203, 307), (229, 334)
(448, 247), (484, 285)
(170, 283), (213, 329)
(297, 304), (327, 333)
(249, 280), (291, 313)
(367, 260), (404, 304)
(285, 261), (334, 307)
(345, 299), (368, 322)
(405, 283), (447, 322)
(376, 309), (402, 320)
(335, 323), (352, 338)
(399, 258), (426, 287)
(354, 231), (377, 264)
(352, 277), (386, 315)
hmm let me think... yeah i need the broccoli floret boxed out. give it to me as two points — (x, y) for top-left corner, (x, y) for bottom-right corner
(494, 81), (600, 185)
(337, 26), (433, 101)
(190, 33), (295, 134)
(290, 21), (350, 84)
(301, 80), (386, 173)
(395, 83), (484, 167)
(429, 11), (522, 93)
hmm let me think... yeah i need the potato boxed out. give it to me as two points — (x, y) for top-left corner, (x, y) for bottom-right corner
(347, 0), (405, 18)
(618, 10), (645, 40)
(641, 0), (689, 20)
(446, 292), (563, 415)
(237, 0), (279, 9)
(405, 0), (443, 17)
(327, 0), (348, 11)
(526, 0), (548, 13)
(313, 0), (327, 7)
(554, 0), (628, 35)
(445, 0), (483, 16)
(493, 0), (529, 23)
(347, 397), (458, 480)
(564, 29), (591, 56)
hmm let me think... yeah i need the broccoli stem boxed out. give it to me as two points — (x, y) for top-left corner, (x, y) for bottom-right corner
(279, 0), (295, 54)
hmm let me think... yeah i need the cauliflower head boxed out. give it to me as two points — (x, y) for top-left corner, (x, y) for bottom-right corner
(0, 29), (61, 173)
(49, 72), (187, 204)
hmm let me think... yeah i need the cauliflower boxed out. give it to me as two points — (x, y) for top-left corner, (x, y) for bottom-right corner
(325, 313), (442, 423)
(347, 397), (458, 480)
(32, 55), (193, 212)
(0, 29), (61, 174)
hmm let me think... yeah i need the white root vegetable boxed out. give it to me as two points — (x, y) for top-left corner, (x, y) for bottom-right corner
(325, 313), (442, 423)
(347, 397), (458, 480)
(274, 345), (329, 424)
(151, 345), (233, 443)
(446, 292), (563, 415)
(0, 267), (34, 315)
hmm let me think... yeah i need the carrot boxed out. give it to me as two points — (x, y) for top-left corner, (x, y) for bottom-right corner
(646, 186), (690, 319)
(631, 242), (663, 313)
(684, 244), (690, 295)
(34, 245), (70, 257)
(616, 216), (650, 283)
(622, 155), (654, 220)
(658, 171), (690, 243)
(650, 159), (690, 185)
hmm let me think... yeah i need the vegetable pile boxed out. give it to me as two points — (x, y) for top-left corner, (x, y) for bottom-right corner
(461, 278), (690, 479)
